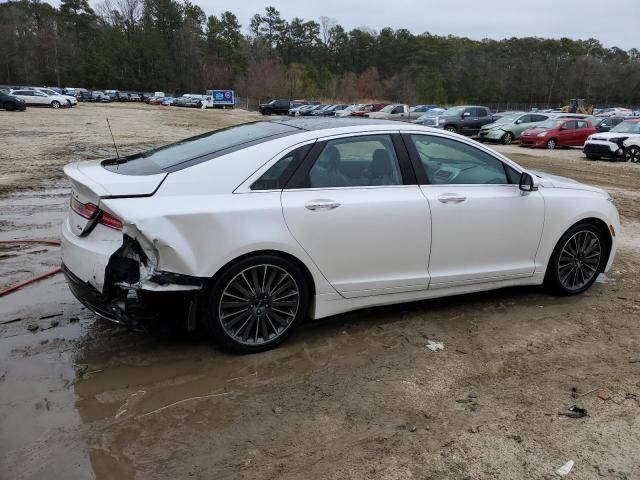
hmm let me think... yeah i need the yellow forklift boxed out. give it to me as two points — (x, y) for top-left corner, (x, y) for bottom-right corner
(562, 99), (593, 115)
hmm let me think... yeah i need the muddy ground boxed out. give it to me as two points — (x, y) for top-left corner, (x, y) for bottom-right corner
(1, 104), (640, 480)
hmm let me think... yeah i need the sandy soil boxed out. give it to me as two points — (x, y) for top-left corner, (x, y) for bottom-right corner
(1, 105), (640, 480)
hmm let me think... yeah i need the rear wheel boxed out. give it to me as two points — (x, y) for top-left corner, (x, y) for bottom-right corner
(624, 146), (640, 163)
(546, 138), (557, 149)
(546, 223), (607, 295)
(51, 100), (61, 109)
(502, 132), (514, 145)
(202, 255), (309, 353)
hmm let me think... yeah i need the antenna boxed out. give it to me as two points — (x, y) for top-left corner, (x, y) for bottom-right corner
(106, 118), (122, 162)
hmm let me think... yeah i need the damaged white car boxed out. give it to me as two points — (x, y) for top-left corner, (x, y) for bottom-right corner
(62, 118), (620, 353)
(583, 118), (640, 162)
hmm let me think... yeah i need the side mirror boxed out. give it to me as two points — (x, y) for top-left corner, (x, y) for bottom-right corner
(519, 172), (538, 192)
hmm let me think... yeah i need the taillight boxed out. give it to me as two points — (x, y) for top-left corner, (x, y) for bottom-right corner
(70, 197), (98, 219)
(99, 212), (123, 230)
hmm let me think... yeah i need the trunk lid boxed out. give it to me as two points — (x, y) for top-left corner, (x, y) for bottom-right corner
(64, 160), (166, 235)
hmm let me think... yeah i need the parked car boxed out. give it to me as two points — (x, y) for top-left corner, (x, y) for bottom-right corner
(415, 106), (494, 135)
(520, 119), (597, 149)
(0, 91), (26, 111)
(596, 108), (634, 118)
(311, 105), (334, 116)
(479, 113), (550, 144)
(128, 93), (142, 102)
(367, 104), (411, 120)
(9, 89), (69, 108)
(259, 99), (292, 115)
(316, 104), (349, 116)
(147, 96), (164, 105)
(62, 118), (619, 353)
(410, 105), (440, 116)
(583, 119), (640, 162)
(351, 104), (387, 117)
(91, 91), (111, 102)
(588, 116), (625, 133)
(299, 104), (325, 116)
(161, 97), (175, 106)
(333, 104), (363, 118)
(77, 91), (94, 102)
(288, 104), (311, 116)
(35, 87), (77, 107)
(183, 97), (203, 108)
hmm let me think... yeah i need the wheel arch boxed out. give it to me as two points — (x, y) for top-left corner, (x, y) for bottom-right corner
(206, 249), (317, 300)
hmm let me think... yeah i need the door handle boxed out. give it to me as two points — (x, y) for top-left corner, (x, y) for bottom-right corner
(305, 199), (341, 211)
(438, 194), (466, 204)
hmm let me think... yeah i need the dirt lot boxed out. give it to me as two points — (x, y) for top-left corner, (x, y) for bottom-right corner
(1, 103), (640, 480)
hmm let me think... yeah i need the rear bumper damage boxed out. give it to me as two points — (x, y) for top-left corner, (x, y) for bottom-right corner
(62, 221), (206, 330)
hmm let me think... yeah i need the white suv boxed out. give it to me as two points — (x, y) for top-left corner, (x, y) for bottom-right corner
(9, 89), (70, 109)
(583, 119), (640, 163)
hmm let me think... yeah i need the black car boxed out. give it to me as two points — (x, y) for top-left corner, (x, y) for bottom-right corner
(418, 105), (495, 135)
(0, 91), (26, 111)
(259, 99), (292, 115)
(77, 91), (94, 102)
(589, 116), (626, 133)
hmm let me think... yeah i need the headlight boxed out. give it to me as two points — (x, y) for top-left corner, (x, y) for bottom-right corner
(587, 135), (593, 141)
(537, 131), (548, 137)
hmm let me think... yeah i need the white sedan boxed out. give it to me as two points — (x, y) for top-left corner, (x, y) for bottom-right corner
(9, 89), (70, 109)
(61, 118), (620, 353)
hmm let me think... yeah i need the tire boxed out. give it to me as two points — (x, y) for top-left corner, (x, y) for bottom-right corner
(444, 125), (457, 133)
(624, 146), (640, 163)
(585, 154), (599, 160)
(545, 223), (607, 295)
(51, 100), (61, 109)
(262, 109), (272, 116)
(546, 138), (557, 150)
(502, 132), (514, 145)
(202, 255), (309, 353)
(4, 102), (15, 112)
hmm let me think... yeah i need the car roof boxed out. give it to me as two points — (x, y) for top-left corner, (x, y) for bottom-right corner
(270, 117), (411, 131)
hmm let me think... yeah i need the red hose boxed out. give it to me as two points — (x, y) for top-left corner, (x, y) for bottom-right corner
(0, 239), (63, 297)
(0, 239), (61, 246)
(0, 267), (63, 297)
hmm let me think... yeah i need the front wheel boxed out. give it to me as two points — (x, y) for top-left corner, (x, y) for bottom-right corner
(546, 138), (557, 150)
(51, 100), (61, 109)
(202, 255), (309, 353)
(502, 132), (514, 145)
(546, 223), (607, 295)
(444, 125), (457, 133)
(624, 146), (640, 163)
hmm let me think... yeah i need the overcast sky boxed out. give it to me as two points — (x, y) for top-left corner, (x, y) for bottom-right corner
(200, 0), (637, 49)
(51, 0), (639, 49)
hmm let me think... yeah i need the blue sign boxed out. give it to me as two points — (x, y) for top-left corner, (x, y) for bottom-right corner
(207, 89), (235, 105)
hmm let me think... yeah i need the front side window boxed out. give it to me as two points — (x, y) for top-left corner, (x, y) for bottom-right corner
(306, 135), (402, 188)
(409, 135), (516, 185)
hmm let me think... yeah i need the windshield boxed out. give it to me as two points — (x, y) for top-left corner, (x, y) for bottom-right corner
(102, 121), (301, 175)
(380, 105), (399, 113)
(611, 121), (640, 134)
(497, 116), (519, 124)
(537, 119), (563, 129)
(441, 106), (466, 116)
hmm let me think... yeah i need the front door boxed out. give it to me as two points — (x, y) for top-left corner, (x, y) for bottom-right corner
(404, 133), (544, 287)
(281, 133), (431, 298)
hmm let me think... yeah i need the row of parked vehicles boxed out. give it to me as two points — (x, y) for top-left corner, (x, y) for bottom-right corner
(258, 99), (640, 163)
(0, 86), (78, 110)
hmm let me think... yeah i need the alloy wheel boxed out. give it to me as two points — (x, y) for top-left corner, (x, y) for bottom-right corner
(546, 139), (557, 149)
(51, 101), (60, 109)
(557, 230), (602, 291)
(503, 132), (514, 145)
(445, 126), (457, 133)
(218, 264), (300, 346)
(625, 146), (640, 163)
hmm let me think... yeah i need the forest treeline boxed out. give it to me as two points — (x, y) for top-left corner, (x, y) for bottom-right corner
(2, 0), (640, 106)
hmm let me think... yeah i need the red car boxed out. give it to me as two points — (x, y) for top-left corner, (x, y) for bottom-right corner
(520, 118), (597, 149)
(351, 103), (388, 117)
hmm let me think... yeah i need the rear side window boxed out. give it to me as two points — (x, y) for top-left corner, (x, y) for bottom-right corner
(251, 144), (311, 190)
(102, 121), (300, 175)
(576, 121), (588, 129)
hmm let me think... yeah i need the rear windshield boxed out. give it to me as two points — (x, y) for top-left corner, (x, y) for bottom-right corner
(102, 121), (300, 175)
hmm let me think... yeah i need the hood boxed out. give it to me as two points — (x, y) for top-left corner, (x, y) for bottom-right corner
(588, 132), (638, 141)
(522, 127), (550, 135)
(530, 169), (608, 195)
(481, 123), (507, 131)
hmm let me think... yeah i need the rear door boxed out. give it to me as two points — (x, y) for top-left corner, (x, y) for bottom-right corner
(281, 133), (431, 298)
